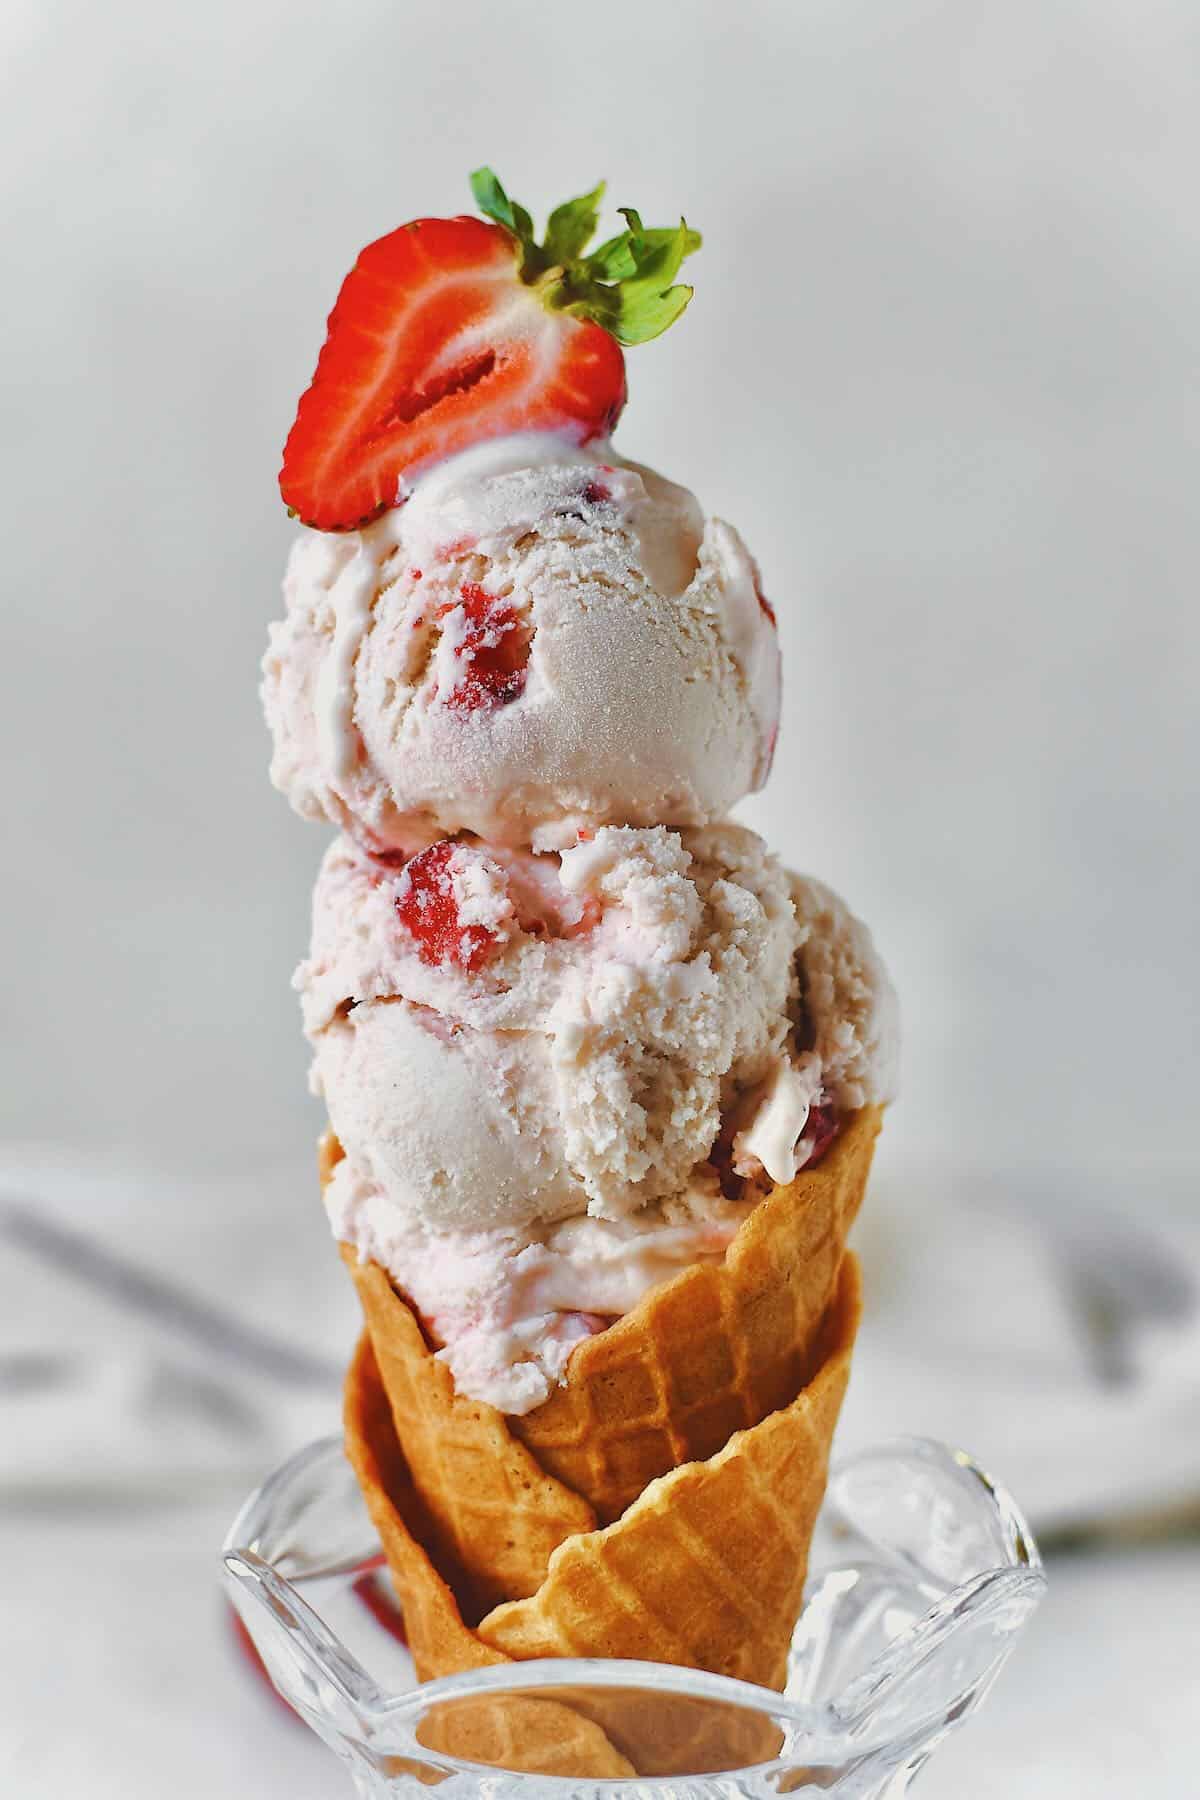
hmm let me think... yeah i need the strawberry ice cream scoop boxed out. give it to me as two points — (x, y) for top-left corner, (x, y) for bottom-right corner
(298, 822), (897, 1410)
(262, 435), (781, 853)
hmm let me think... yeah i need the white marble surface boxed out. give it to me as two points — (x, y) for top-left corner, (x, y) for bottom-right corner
(1, 1489), (1197, 1798)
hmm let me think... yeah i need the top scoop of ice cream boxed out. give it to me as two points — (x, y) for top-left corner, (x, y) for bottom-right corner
(263, 435), (781, 853)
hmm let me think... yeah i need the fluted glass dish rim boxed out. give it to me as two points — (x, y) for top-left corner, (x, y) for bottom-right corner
(223, 1434), (1046, 1791)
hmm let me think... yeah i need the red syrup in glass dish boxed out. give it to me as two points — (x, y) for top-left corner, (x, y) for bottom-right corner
(229, 1560), (408, 1723)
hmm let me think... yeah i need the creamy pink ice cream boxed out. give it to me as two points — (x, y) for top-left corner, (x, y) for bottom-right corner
(298, 823), (897, 1410)
(265, 426), (897, 1413)
(263, 435), (780, 854)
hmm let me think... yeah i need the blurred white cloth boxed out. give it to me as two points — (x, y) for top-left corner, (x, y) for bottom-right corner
(2, 1139), (1197, 1529)
(845, 1156), (1200, 1530)
(0, 1144), (355, 1499)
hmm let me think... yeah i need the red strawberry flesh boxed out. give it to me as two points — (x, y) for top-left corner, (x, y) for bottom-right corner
(801, 1102), (840, 1167)
(753, 577), (777, 626)
(280, 217), (627, 531)
(437, 582), (531, 715)
(394, 841), (502, 973)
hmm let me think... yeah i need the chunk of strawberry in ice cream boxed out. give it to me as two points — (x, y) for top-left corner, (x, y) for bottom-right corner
(394, 840), (505, 974)
(436, 583), (531, 716)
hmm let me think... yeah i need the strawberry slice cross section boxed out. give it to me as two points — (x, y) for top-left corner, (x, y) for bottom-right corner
(280, 168), (700, 531)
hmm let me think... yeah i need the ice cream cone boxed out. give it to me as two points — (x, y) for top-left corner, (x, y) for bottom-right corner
(330, 1103), (879, 1610)
(344, 1256), (860, 1772)
(475, 1255), (860, 1685)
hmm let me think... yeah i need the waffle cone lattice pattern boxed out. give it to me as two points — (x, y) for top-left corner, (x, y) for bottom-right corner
(329, 1104), (880, 1610)
(345, 1255), (861, 1718)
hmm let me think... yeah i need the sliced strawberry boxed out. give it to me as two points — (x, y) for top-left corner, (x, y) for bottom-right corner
(281, 218), (626, 530)
(280, 169), (702, 531)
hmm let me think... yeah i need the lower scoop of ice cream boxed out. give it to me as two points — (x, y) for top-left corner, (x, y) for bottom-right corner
(299, 821), (897, 1411)
(262, 435), (781, 853)
(324, 1151), (755, 1413)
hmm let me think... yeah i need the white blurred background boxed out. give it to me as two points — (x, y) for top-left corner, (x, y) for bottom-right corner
(2, 3), (1198, 1796)
(4, 0), (1197, 1178)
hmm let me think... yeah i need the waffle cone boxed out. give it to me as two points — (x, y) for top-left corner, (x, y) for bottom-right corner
(328, 1102), (880, 1609)
(512, 1106), (880, 1521)
(336, 1225), (594, 1616)
(344, 1257), (860, 1774)
(342, 1333), (634, 1778)
(474, 1256), (860, 1684)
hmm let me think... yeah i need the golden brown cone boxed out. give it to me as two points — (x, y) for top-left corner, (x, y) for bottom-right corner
(328, 1102), (880, 1610)
(339, 1241), (595, 1616)
(344, 1258), (860, 1775)
(475, 1256), (860, 1684)
(512, 1107), (880, 1521)
(325, 1128), (597, 1616)
(342, 1323), (634, 1779)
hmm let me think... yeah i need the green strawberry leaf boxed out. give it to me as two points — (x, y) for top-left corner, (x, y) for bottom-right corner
(587, 222), (700, 282)
(470, 169), (701, 346)
(614, 280), (695, 344)
(470, 167), (544, 277)
(624, 214), (690, 286)
(544, 181), (606, 266)
(575, 218), (698, 343)
(510, 200), (536, 246)
(469, 166), (516, 233)
(585, 233), (636, 281)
